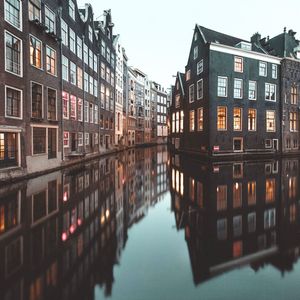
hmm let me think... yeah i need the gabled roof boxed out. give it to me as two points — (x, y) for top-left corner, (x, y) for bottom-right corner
(197, 25), (247, 47)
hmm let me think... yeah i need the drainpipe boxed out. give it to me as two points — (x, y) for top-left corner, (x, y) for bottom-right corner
(82, 34), (86, 155)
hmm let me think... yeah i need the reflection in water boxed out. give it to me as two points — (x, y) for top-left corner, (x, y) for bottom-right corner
(0, 146), (168, 300)
(170, 154), (300, 285)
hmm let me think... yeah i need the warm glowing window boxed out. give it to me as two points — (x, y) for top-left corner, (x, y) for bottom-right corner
(30, 35), (42, 69)
(189, 178), (195, 202)
(172, 113), (175, 133)
(197, 107), (203, 131)
(290, 112), (297, 132)
(291, 85), (298, 104)
(266, 179), (275, 203)
(189, 110), (195, 131)
(217, 185), (227, 211)
(289, 177), (297, 198)
(234, 56), (243, 72)
(217, 106), (227, 130)
(290, 204), (296, 223)
(233, 107), (242, 131)
(62, 91), (69, 119)
(233, 240), (243, 258)
(266, 110), (275, 132)
(248, 109), (256, 131)
(233, 182), (242, 208)
(175, 112), (179, 133)
(247, 181), (256, 205)
(180, 111), (184, 133)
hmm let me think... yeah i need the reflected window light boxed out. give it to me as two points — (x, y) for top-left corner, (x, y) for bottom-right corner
(233, 241), (243, 258)
(289, 177), (297, 199)
(247, 181), (256, 205)
(217, 185), (227, 211)
(266, 179), (275, 203)
(189, 178), (195, 202)
(233, 182), (242, 208)
(180, 172), (184, 196)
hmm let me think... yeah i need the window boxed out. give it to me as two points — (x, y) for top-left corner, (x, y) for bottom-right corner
(77, 36), (82, 59)
(248, 181), (256, 205)
(5, 0), (21, 29)
(45, 6), (55, 33)
(248, 81), (256, 100)
(266, 179), (275, 203)
(85, 133), (89, 145)
(189, 84), (194, 103)
(69, 29), (76, 53)
(32, 127), (46, 154)
(259, 61), (267, 76)
(31, 82), (43, 118)
(84, 72), (88, 92)
(217, 185), (227, 211)
(193, 46), (198, 59)
(217, 76), (227, 97)
(106, 47), (110, 63)
(63, 132), (69, 148)
(197, 79), (203, 99)
(266, 110), (275, 132)
(62, 56), (68, 81)
(197, 108), (203, 131)
(5, 32), (22, 76)
(217, 106), (227, 130)
(88, 25), (93, 41)
(89, 75), (93, 95)
(78, 132), (83, 146)
(248, 109), (256, 131)
(47, 88), (56, 120)
(234, 57), (243, 72)
(101, 62), (105, 78)
(290, 112), (297, 132)
(197, 59), (203, 75)
(291, 85), (298, 104)
(93, 54), (97, 72)
(180, 111), (184, 133)
(265, 83), (276, 101)
(94, 105), (98, 124)
(78, 98), (83, 121)
(5, 86), (22, 119)
(189, 110), (195, 131)
(89, 49), (93, 69)
(101, 40), (106, 56)
(272, 64), (277, 79)
(233, 183), (242, 208)
(30, 36), (42, 69)
(70, 95), (76, 120)
(29, 0), (41, 21)
(46, 46), (56, 75)
(69, 0), (75, 20)
(233, 107), (242, 131)
(83, 44), (88, 65)
(234, 78), (243, 99)
(62, 91), (69, 119)
(89, 103), (94, 123)
(70, 62), (76, 85)
(61, 19), (68, 46)
(186, 70), (191, 81)
(76, 67), (83, 89)
(84, 101), (89, 122)
(233, 138), (243, 152)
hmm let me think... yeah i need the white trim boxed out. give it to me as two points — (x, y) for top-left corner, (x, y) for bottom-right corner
(217, 76), (228, 97)
(45, 45), (57, 76)
(233, 78), (243, 99)
(4, 30), (23, 77)
(5, 85), (23, 120)
(63, 131), (69, 148)
(4, 0), (23, 31)
(30, 81), (44, 118)
(210, 43), (281, 64)
(248, 80), (257, 100)
(197, 24), (207, 44)
(29, 34), (43, 70)
(197, 79), (203, 100)
(233, 137), (243, 152)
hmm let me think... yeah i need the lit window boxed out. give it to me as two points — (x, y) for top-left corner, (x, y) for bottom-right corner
(46, 46), (56, 75)
(197, 79), (203, 99)
(189, 84), (195, 103)
(217, 185), (227, 211)
(266, 110), (275, 132)
(234, 56), (243, 72)
(5, 86), (22, 119)
(233, 107), (242, 131)
(5, 31), (22, 76)
(265, 83), (276, 101)
(30, 36), (42, 69)
(290, 112), (297, 132)
(248, 81), (256, 100)
(291, 85), (298, 104)
(197, 59), (203, 75)
(5, 0), (21, 29)
(233, 183), (242, 208)
(259, 61), (267, 76)
(266, 179), (275, 203)
(63, 132), (69, 148)
(175, 112), (179, 133)
(186, 70), (191, 81)
(70, 95), (76, 120)
(77, 67), (83, 89)
(180, 111), (184, 133)
(234, 78), (243, 99)
(189, 110), (195, 131)
(217, 106), (227, 130)
(248, 109), (256, 131)
(197, 107), (203, 131)
(289, 177), (297, 199)
(247, 181), (256, 205)
(217, 76), (227, 97)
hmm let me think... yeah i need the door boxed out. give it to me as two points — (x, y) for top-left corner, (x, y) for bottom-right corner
(233, 138), (243, 152)
(48, 128), (57, 159)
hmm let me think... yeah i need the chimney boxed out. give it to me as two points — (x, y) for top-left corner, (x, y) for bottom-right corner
(251, 32), (261, 44)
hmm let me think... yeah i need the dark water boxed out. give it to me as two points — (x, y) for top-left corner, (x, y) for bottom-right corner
(1, 147), (300, 300)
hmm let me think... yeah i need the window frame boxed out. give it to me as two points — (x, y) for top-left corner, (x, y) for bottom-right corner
(197, 79), (203, 100)
(234, 56), (243, 73)
(234, 78), (243, 99)
(31, 81), (43, 119)
(5, 85), (23, 120)
(217, 76), (228, 97)
(5, 0), (22, 31)
(259, 61), (267, 77)
(47, 87), (57, 121)
(248, 80), (257, 100)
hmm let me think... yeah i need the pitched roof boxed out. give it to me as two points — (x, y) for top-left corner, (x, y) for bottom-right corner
(198, 25), (247, 47)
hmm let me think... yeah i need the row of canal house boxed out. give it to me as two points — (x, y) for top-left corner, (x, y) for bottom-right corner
(170, 25), (300, 157)
(0, 0), (168, 181)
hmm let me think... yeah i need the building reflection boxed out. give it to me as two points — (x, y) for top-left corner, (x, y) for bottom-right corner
(169, 154), (300, 285)
(0, 146), (168, 300)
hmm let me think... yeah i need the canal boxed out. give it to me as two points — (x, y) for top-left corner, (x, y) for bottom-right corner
(1, 146), (300, 300)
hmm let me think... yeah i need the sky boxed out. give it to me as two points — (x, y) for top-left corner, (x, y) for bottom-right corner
(78, 0), (300, 88)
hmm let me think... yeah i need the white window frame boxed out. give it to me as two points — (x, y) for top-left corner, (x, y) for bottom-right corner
(197, 79), (203, 100)
(234, 56), (243, 73)
(63, 131), (69, 148)
(78, 132), (83, 146)
(189, 84), (195, 103)
(46, 45), (57, 76)
(272, 64), (277, 79)
(259, 61), (267, 77)
(69, 0), (75, 20)
(5, 0), (22, 31)
(217, 76), (227, 97)
(234, 78), (243, 99)
(5, 85), (23, 120)
(248, 81), (257, 100)
(30, 81), (44, 118)
(44, 5), (55, 34)
(69, 28), (76, 54)
(197, 59), (203, 75)
(61, 19), (68, 46)
(265, 83), (276, 102)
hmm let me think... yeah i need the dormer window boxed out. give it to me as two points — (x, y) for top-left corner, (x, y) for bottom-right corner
(194, 32), (198, 41)
(69, 0), (75, 20)
(186, 70), (191, 81)
(88, 25), (93, 42)
(29, 0), (41, 22)
(194, 46), (198, 60)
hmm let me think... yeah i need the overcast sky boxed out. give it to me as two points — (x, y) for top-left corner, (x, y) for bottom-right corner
(78, 0), (300, 88)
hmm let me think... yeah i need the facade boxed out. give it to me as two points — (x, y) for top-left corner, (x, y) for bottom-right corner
(170, 25), (300, 157)
(127, 68), (136, 146)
